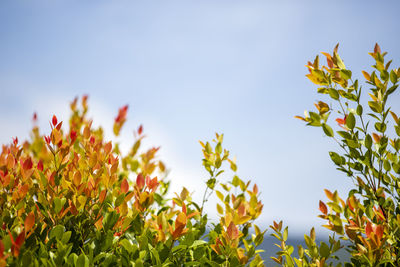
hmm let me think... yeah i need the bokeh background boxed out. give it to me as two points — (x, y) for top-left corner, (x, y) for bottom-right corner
(1, 0), (399, 241)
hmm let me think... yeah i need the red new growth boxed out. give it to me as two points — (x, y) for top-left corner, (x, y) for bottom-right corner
(52, 115), (58, 126)
(136, 173), (145, 190)
(115, 105), (128, 123)
(37, 160), (43, 172)
(12, 137), (18, 146)
(23, 158), (33, 170)
(336, 115), (347, 130)
(44, 136), (51, 145)
(70, 131), (77, 143)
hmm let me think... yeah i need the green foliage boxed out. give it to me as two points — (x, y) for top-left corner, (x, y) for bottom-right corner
(0, 96), (266, 266)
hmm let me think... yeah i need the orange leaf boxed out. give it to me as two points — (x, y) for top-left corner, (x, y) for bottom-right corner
(324, 189), (334, 201)
(375, 225), (384, 241)
(175, 212), (187, 227)
(319, 201), (328, 215)
(99, 189), (107, 203)
(24, 212), (35, 232)
(227, 222), (239, 240)
(372, 133), (381, 143)
(365, 222), (372, 238)
(121, 179), (129, 194)
(362, 71), (371, 81)
(253, 184), (258, 194)
(73, 171), (81, 187)
(104, 141), (112, 155)
(7, 154), (15, 169)
(238, 203), (246, 217)
(136, 173), (145, 190)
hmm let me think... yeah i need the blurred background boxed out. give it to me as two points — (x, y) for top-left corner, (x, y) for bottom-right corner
(1, 1), (399, 251)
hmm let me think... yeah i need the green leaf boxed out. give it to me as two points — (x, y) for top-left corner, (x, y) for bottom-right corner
(54, 197), (62, 214)
(329, 152), (342, 165)
(365, 134), (372, 148)
(114, 194), (125, 207)
(329, 88), (340, 100)
(368, 101), (382, 113)
(215, 142), (222, 154)
(283, 227), (288, 241)
(319, 241), (330, 258)
(67, 253), (78, 266)
(322, 123), (334, 137)
(190, 240), (207, 248)
(390, 70), (398, 84)
(50, 225), (65, 240)
(76, 253), (89, 267)
(340, 69), (352, 80)
(61, 231), (71, 244)
(356, 105), (363, 116)
(120, 239), (134, 253)
(346, 113), (356, 130)
(375, 122), (386, 133)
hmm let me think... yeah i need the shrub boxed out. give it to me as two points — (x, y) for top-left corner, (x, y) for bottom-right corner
(0, 96), (266, 266)
(271, 44), (400, 266)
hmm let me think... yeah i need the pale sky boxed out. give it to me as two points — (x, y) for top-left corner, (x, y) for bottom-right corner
(1, 0), (399, 235)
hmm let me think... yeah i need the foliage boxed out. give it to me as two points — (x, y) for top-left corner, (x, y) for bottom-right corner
(0, 96), (266, 266)
(280, 44), (400, 266)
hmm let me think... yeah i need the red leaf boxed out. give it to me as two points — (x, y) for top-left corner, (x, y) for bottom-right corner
(44, 136), (51, 145)
(0, 240), (4, 258)
(56, 121), (63, 130)
(52, 115), (58, 126)
(37, 160), (43, 172)
(12, 137), (18, 146)
(23, 158), (33, 170)
(138, 125), (143, 135)
(70, 130), (77, 143)
(11, 231), (25, 257)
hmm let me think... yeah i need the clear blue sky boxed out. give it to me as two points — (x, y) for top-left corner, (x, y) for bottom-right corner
(1, 0), (399, 235)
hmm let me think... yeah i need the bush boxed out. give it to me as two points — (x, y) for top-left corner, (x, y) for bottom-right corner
(0, 96), (265, 266)
(271, 44), (400, 266)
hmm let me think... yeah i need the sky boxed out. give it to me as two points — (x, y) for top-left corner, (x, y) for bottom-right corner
(0, 0), (399, 236)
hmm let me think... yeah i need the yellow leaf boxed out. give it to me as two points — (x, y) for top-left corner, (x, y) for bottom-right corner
(362, 71), (370, 81)
(216, 204), (224, 215)
(215, 190), (224, 202)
